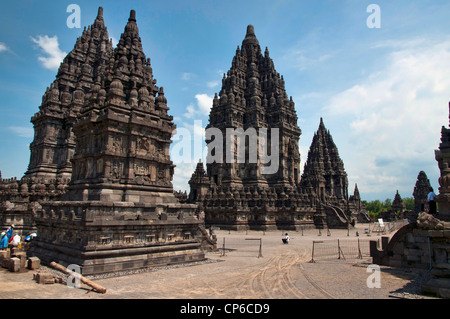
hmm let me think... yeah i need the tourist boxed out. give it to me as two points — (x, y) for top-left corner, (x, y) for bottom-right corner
(282, 233), (289, 244)
(12, 234), (21, 247)
(0, 232), (7, 250)
(1, 225), (13, 250)
(428, 188), (437, 215)
(24, 232), (37, 242)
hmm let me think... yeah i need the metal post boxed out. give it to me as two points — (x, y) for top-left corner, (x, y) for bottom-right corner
(258, 239), (263, 258)
(338, 239), (341, 259)
(221, 237), (226, 257)
(357, 238), (362, 259)
(310, 241), (316, 263)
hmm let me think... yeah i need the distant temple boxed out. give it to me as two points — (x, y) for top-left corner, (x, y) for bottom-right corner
(413, 171), (432, 213)
(187, 25), (363, 230)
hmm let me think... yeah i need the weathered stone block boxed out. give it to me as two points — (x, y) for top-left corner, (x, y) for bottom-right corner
(12, 252), (27, 269)
(27, 257), (41, 270)
(8, 257), (21, 272)
(389, 259), (402, 268)
(428, 230), (445, 237)
(0, 250), (10, 260)
(413, 229), (429, 237)
(422, 278), (450, 298)
(34, 272), (55, 284)
(434, 249), (448, 263)
(393, 242), (404, 254)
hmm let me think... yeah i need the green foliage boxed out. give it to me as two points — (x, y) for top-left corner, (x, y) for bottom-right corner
(363, 196), (415, 220)
(362, 198), (392, 218)
(402, 197), (414, 210)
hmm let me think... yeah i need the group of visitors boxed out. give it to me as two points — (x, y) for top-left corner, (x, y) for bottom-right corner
(0, 225), (37, 250)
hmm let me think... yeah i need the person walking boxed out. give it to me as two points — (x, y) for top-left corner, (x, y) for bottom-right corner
(428, 188), (437, 215)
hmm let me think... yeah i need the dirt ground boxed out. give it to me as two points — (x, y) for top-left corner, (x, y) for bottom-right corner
(0, 223), (434, 299)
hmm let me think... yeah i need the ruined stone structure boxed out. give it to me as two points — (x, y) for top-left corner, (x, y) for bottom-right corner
(413, 171), (432, 213)
(370, 103), (450, 298)
(25, 9), (208, 275)
(391, 190), (406, 213)
(435, 103), (450, 221)
(371, 213), (450, 298)
(188, 26), (361, 230)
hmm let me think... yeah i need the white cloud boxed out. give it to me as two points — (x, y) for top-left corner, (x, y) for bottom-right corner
(181, 72), (195, 81)
(30, 35), (67, 71)
(0, 42), (10, 53)
(183, 93), (213, 119)
(172, 161), (198, 192)
(9, 126), (34, 138)
(206, 80), (219, 88)
(323, 37), (450, 198)
(285, 49), (332, 71)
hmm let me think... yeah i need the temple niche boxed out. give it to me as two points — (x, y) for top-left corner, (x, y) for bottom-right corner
(24, 8), (210, 275)
(187, 26), (362, 230)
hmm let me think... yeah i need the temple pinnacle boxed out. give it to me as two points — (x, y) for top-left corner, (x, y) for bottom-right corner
(129, 9), (136, 22)
(242, 24), (259, 46)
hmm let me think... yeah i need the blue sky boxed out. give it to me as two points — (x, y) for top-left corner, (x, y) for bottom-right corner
(1, 0), (450, 201)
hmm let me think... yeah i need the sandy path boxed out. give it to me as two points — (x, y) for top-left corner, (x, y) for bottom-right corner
(0, 225), (425, 299)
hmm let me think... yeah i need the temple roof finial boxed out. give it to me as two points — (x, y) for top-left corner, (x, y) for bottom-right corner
(97, 7), (103, 18)
(246, 25), (255, 37)
(242, 24), (259, 46)
(129, 10), (136, 22)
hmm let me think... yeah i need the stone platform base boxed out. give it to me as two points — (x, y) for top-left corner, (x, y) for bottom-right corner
(29, 240), (205, 275)
(28, 200), (208, 275)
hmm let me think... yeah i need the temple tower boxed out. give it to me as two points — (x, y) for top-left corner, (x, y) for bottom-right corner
(206, 25), (301, 191)
(413, 171), (432, 213)
(435, 102), (450, 221)
(29, 9), (207, 275)
(300, 118), (348, 205)
(26, 7), (114, 180)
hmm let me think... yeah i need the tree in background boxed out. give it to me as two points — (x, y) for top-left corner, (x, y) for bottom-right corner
(362, 197), (414, 220)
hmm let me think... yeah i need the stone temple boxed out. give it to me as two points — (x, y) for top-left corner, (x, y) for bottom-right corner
(1, 8), (212, 275)
(187, 25), (364, 230)
(0, 10), (366, 271)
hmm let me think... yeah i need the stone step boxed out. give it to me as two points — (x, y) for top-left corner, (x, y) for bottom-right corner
(422, 278), (450, 298)
(431, 268), (450, 278)
(433, 263), (450, 271)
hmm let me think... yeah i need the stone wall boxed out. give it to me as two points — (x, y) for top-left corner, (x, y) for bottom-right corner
(370, 213), (450, 297)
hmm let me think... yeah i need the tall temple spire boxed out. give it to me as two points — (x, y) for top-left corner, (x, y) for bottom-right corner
(26, 6), (113, 180)
(204, 24), (301, 190)
(301, 118), (348, 201)
(66, 8), (175, 202)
